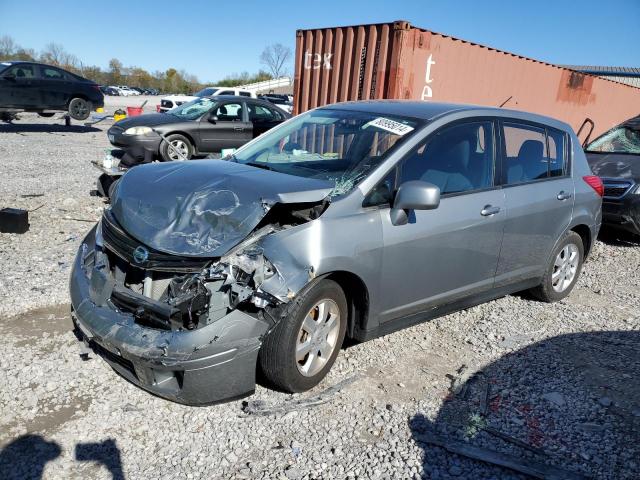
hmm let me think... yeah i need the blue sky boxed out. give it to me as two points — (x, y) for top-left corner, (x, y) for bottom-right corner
(1, 0), (638, 82)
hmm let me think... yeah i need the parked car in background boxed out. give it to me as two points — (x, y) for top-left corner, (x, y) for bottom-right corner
(0, 61), (104, 120)
(585, 115), (640, 236)
(259, 94), (293, 114)
(101, 86), (120, 96)
(117, 86), (139, 96)
(72, 101), (601, 405)
(158, 86), (257, 112)
(107, 95), (290, 161)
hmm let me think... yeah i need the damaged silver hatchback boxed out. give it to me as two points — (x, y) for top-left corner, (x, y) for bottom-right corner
(70, 101), (602, 404)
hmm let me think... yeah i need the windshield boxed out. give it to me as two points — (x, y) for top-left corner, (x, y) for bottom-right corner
(586, 126), (640, 155)
(168, 97), (216, 120)
(195, 87), (219, 97)
(232, 108), (422, 196)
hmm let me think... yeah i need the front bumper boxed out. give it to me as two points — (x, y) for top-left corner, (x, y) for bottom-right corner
(69, 227), (270, 405)
(602, 196), (640, 235)
(107, 128), (162, 155)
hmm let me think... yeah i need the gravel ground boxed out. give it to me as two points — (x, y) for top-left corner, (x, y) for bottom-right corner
(1, 97), (639, 479)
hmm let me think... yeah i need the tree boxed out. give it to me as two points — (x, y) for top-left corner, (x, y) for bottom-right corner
(260, 43), (292, 79)
(0, 35), (17, 58)
(108, 58), (123, 85)
(40, 42), (78, 69)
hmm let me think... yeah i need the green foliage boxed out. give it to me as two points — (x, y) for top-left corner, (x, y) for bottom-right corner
(216, 70), (273, 87)
(0, 35), (273, 94)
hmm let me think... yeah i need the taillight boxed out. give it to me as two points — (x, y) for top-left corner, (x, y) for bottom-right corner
(583, 175), (604, 197)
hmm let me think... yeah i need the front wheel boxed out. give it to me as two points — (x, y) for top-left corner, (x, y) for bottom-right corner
(159, 134), (193, 161)
(530, 231), (584, 302)
(68, 98), (91, 120)
(259, 279), (348, 393)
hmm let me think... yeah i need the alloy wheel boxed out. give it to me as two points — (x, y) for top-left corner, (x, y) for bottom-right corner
(295, 299), (341, 377)
(168, 140), (188, 160)
(552, 243), (579, 293)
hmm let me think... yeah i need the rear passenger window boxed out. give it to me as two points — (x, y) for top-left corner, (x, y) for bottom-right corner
(42, 67), (66, 80)
(239, 91), (251, 97)
(399, 121), (494, 195)
(501, 122), (567, 184)
(546, 128), (566, 177)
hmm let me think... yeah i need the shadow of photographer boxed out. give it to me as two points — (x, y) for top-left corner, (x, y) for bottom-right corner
(409, 330), (640, 479)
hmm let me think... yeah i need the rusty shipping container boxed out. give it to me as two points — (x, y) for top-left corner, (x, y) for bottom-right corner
(294, 20), (640, 140)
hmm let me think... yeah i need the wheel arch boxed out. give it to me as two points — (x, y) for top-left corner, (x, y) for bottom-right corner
(321, 271), (369, 341)
(164, 130), (196, 148)
(570, 224), (592, 258)
(67, 94), (89, 106)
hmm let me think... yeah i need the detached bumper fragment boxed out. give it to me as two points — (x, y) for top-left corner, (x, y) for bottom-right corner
(70, 227), (271, 405)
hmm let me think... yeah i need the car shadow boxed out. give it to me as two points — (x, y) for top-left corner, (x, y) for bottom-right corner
(409, 331), (640, 479)
(597, 227), (640, 247)
(0, 123), (101, 134)
(0, 435), (125, 480)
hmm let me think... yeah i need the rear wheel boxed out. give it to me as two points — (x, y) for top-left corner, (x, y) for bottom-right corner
(159, 134), (193, 161)
(530, 231), (584, 302)
(68, 98), (91, 120)
(259, 279), (347, 392)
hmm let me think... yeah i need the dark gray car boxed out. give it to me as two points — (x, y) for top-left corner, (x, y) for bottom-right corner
(585, 116), (640, 236)
(107, 96), (289, 161)
(70, 101), (602, 405)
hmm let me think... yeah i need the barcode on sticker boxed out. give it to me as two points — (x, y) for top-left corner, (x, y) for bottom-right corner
(365, 117), (414, 136)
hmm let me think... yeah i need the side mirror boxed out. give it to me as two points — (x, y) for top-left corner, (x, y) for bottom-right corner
(390, 180), (440, 226)
(2, 73), (16, 81)
(208, 115), (218, 124)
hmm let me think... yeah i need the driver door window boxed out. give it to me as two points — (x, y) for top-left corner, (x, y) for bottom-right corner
(6, 64), (36, 78)
(399, 121), (495, 195)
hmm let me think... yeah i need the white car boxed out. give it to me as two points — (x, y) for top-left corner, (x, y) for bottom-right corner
(158, 86), (256, 112)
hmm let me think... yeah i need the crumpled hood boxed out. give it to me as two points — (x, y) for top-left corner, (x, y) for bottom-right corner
(586, 152), (640, 181)
(110, 160), (333, 257)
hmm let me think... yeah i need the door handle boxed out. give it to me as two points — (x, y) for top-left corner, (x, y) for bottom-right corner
(481, 205), (501, 217)
(234, 126), (244, 131)
(557, 191), (573, 201)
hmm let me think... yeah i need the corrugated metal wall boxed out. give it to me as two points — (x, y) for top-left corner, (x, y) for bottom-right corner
(294, 21), (640, 140)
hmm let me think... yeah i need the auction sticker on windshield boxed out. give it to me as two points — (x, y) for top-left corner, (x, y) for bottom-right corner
(364, 117), (415, 136)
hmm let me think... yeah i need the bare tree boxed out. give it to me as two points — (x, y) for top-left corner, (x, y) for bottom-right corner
(260, 43), (291, 79)
(40, 42), (78, 68)
(0, 35), (17, 58)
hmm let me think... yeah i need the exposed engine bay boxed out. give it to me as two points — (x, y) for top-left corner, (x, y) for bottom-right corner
(93, 198), (328, 332)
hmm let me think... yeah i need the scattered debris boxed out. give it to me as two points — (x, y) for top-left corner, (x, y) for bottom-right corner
(416, 431), (588, 480)
(484, 426), (546, 456)
(20, 193), (44, 198)
(242, 375), (360, 416)
(0, 207), (29, 234)
(598, 396), (612, 407)
(542, 391), (566, 407)
(446, 364), (474, 398)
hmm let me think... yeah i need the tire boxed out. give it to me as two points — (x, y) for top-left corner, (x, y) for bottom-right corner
(38, 112), (55, 118)
(159, 134), (193, 161)
(529, 231), (584, 303)
(259, 279), (348, 393)
(68, 98), (91, 120)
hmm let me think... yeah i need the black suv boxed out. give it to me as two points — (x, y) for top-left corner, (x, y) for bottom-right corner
(585, 115), (640, 236)
(0, 61), (104, 120)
